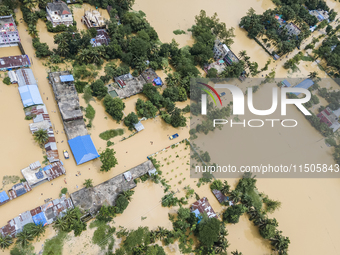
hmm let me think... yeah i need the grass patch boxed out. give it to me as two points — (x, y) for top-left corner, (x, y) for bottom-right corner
(42, 231), (67, 255)
(300, 55), (314, 62)
(173, 29), (186, 35)
(99, 129), (124, 140)
(90, 220), (115, 250)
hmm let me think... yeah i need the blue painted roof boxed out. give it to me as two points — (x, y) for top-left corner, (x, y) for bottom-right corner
(281, 79), (291, 87)
(18, 85), (43, 107)
(68, 135), (100, 165)
(0, 191), (9, 204)
(32, 212), (48, 226)
(16, 188), (27, 197)
(293, 79), (314, 95)
(60, 75), (74, 82)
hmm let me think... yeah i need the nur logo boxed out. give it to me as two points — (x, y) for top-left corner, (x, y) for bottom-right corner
(200, 83), (312, 116)
(198, 82), (223, 115)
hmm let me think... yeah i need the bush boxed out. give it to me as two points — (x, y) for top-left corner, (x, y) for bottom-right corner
(99, 129), (124, 140)
(61, 188), (67, 195)
(115, 195), (129, 214)
(222, 204), (247, 223)
(3, 77), (11, 85)
(74, 81), (88, 93)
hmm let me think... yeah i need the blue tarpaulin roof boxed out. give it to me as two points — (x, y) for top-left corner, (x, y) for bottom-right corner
(153, 77), (162, 86)
(0, 191), (9, 204)
(60, 75), (74, 82)
(293, 79), (314, 95)
(18, 85), (43, 107)
(32, 212), (48, 226)
(68, 135), (100, 165)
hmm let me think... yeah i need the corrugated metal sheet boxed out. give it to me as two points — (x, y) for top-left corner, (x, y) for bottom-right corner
(18, 85), (43, 107)
(16, 68), (37, 87)
(0, 191), (9, 205)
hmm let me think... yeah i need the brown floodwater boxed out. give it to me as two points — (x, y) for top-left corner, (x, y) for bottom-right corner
(2, 1), (340, 254)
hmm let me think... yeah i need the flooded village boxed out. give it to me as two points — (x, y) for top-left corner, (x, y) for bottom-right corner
(1, 0), (340, 254)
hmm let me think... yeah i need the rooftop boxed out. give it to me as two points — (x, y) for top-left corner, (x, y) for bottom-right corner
(82, 10), (106, 29)
(70, 160), (155, 213)
(68, 135), (99, 165)
(191, 197), (217, 219)
(212, 189), (227, 204)
(0, 55), (30, 70)
(113, 75), (145, 99)
(47, 1), (71, 15)
(8, 182), (32, 201)
(16, 68), (37, 87)
(293, 79), (314, 95)
(140, 68), (161, 85)
(0, 15), (17, 33)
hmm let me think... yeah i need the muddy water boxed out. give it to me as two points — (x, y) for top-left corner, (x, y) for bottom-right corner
(0, 46), (22, 57)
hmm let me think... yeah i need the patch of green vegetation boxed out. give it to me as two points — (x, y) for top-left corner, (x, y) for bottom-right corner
(300, 55), (314, 61)
(90, 220), (115, 250)
(99, 129), (124, 140)
(173, 29), (186, 35)
(42, 231), (67, 255)
(3, 76), (11, 85)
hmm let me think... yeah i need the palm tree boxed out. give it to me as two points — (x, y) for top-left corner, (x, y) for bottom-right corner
(230, 190), (242, 203)
(231, 250), (243, 255)
(23, 223), (45, 239)
(53, 218), (68, 232)
(83, 179), (93, 188)
(238, 50), (247, 59)
(16, 230), (34, 247)
(122, 190), (134, 201)
(33, 129), (49, 147)
(308, 71), (319, 81)
(220, 181), (230, 195)
(28, 24), (38, 38)
(23, 0), (36, 10)
(0, 234), (13, 250)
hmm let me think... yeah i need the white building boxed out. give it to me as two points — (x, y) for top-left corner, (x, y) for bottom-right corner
(46, 0), (73, 27)
(0, 15), (20, 47)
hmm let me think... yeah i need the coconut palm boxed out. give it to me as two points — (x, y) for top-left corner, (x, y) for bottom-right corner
(220, 181), (230, 195)
(230, 190), (242, 203)
(238, 50), (247, 59)
(33, 129), (49, 147)
(83, 179), (93, 188)
(28, 24), (38, 38)
(308, 71), (319, 81)
(231, 250), (243, 255)
(0, 234), (13, 250)
(53, 218), (68, 232)
(16, 230), (34, 247)
(122, 190), (135, 201)
(23, 223), (45, 239)
(23, 0), (37, 10)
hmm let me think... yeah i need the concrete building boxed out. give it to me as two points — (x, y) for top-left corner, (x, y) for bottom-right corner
(46, 0), (73, 27)
(109, 73), (145, 99)
(284, 22), (301, 37)
(0, 55), (30, 71)
(213, 39), (239, 65)
(70, 160), (155, 214)
(81, 10), (106, 29)
(48, 71), (87, 140)
(309, 10), (329, 22)
(0, 15), (20, 47)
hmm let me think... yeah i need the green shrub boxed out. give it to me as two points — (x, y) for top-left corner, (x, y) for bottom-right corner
(3, 77), (11, 85)
(99, 129), (124, 140)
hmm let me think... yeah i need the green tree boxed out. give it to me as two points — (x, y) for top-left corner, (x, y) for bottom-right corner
(27, 24), (38, 37)
(206, 68), (218, 78)
(33, 129), (48, 147)
(196, 217), (221, 249)
(222, 204), (247, 224)
(100, 148), (118, 172)
(103, 95), (125, 122)
(16, 230), (34, 247)
(115, 195), (129, 214)
(90, 79), (108, 100)
(136, 99), (158, 118)
(170, 107), (186, 127)
(0, 234), (13, 250)
(83, 179), (93, 188)
(22, 223), (45, 239)
(124, 112), (139, 131)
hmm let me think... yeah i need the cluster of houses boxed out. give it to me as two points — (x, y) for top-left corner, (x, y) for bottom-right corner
(48, 71), (99, 165)
(0, 68), (67, 211)
(281, 79), (340, 132)
(0, 195), (73, 238)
